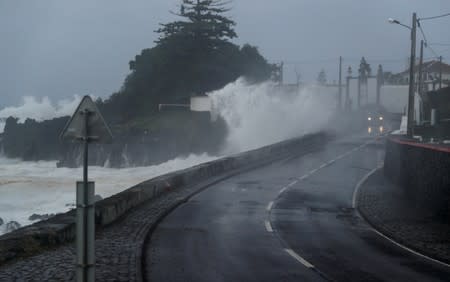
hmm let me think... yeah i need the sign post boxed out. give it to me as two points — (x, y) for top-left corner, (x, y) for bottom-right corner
(60, 95), (113, 282)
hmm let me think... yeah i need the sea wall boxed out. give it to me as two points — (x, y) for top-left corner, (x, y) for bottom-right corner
(0, 132), (328, 265)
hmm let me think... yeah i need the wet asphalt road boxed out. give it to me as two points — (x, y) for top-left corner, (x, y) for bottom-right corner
(144, 132), (450, 282)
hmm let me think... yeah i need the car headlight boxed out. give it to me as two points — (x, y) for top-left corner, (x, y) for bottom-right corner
(379, 116), (383, 121)
(368, 117), (372, 121)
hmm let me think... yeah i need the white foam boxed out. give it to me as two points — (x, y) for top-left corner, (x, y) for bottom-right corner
(0, 95), (82, 133)
(0, 78), (335, 234)
(0, 153), (216, 234)
(208, 78), (335, 153)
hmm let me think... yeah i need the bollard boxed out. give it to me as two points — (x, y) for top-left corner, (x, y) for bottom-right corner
(431, 108), (438, 126)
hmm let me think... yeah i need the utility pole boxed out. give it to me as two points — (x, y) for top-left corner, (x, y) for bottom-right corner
(280, 61), (284, 85)
(406, 12), (417, 138)
(345, 66), (352, 111)
(439, 55), (443, 89)
(338, 56), (342, 110)
(357, 74), (361, 108)
(418, 40), (424, 126)
(418, 40), (424, 96)
(376, 65), (383, 106)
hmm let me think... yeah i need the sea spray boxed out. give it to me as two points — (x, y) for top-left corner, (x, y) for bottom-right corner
(0, 78), (336, 234)
(208, 78), (335, 153)
(0, 95), (82, 133)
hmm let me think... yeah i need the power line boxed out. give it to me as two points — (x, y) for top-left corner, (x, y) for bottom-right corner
(427, 44), (440, 58)
(437, 47), (450, 54)
(417, 21), (428, 43)
(419, 12), (450, 21)
(416, 18), (443, 60)
(273, 54), (441, 70)
(279, 57), (413, 66)
(416, 19), (444, 60)
(428, 43), (450, 46)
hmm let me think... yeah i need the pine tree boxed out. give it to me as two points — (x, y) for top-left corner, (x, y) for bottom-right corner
(156, 0), (237, 50)
(317, 69), (327, 85)
(106, 0), (274, 120)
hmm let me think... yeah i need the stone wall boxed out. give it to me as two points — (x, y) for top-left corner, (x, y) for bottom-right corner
(384, 136), (450, 219)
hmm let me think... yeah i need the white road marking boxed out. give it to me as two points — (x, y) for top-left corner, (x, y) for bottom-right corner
(285, 249), (314, 268)
(265, 220), (273, 232)
(277, 142), (374, 198)
(369, 224), (450, 269)
(267, 201), (274, 211)
(268, 138), (388, 271)
(298, 174), (309, 181)
(352, 167), (379, 209)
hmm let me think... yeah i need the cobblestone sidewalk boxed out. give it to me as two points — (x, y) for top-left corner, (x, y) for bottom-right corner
(357, 169), (450, 265)
(0, 183), (198, 282)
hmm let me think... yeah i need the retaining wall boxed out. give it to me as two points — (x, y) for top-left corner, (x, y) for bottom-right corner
(384, 136), (450, 219)
(0, 132), (328, 265)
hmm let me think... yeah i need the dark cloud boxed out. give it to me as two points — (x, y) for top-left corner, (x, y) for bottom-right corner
(1, 0), (449, 105)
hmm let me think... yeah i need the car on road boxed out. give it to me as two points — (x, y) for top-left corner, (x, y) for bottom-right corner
(363, 105), (386, 133)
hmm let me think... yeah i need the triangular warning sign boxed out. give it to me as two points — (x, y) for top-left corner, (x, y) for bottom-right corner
(60, 95), (113, 144)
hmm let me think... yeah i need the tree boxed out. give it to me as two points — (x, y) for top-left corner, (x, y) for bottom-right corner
(156, 0), (237, 50)
(359, 57), (371, 83)
(317, 69), (327, 85)
(102, 0), (274, 120)
(0, 0), (277, 165)
(294, 68), (301, 86)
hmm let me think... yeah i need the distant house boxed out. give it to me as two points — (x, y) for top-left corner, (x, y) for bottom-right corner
(390, 60), (450, 86)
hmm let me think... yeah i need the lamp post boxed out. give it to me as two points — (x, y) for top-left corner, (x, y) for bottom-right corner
(389, 13), (417, 138)
(345, 66), (352, 110)
(338, 56), (342, 110)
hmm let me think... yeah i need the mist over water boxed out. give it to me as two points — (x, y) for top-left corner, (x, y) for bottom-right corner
(0, 78), (335, 233)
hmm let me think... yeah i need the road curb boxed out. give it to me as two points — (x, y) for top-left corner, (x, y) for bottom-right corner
(354, 167), (450, 269)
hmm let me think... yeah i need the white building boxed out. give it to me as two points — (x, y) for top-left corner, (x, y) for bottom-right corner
(395, 60), (450, 88)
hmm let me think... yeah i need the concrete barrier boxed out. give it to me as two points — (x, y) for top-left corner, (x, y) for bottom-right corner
(384, 136), (450, 219)
(0, 132), (328, 265)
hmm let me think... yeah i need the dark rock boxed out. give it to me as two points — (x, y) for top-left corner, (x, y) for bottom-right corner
(5, 221), (20, 232)
(3, 112), (227, 168)
(0, 217), (3, 226)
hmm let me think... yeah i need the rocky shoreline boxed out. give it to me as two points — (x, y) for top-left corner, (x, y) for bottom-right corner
(1, 112), (227, 168)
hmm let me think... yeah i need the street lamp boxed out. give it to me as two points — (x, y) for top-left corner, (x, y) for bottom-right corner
(388, 13), (417, 138)
(388, 18), (412, 30)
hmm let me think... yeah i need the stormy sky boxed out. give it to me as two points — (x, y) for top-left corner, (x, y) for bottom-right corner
(1, 0), (450, 106)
